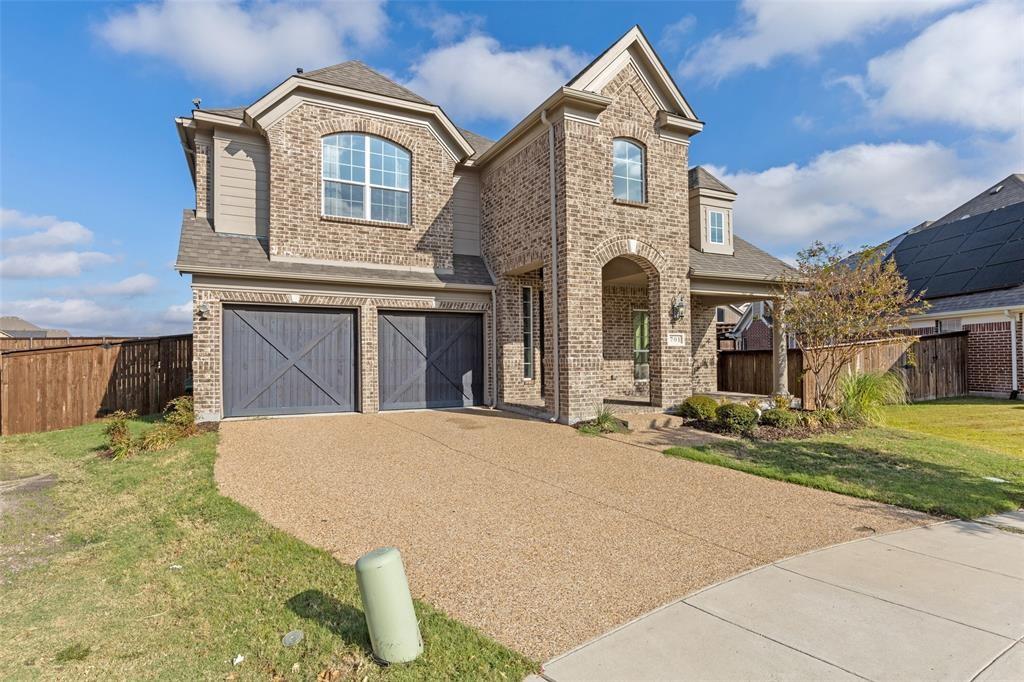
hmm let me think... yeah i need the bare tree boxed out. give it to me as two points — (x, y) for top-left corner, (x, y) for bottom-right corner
(777, 241), (928, 409)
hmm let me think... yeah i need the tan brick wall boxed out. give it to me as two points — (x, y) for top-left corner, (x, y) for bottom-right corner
(481, 125), (565, 416)
(194, 138), (213, 219)
(964, 321), (1013, 393)
(560, 62), (693, 421)
(690, 297), (717, 393)
(265, 102), (456, 270)
(190, 284), (490, 420)
(602, 285), (650, 398)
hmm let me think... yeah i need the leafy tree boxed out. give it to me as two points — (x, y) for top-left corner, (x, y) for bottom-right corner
(777, 241), (927, 408)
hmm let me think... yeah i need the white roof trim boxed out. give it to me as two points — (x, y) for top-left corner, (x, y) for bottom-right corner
(567, 26), (698, 121)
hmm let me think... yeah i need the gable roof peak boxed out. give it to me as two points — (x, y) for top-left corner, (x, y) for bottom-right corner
(689, 166), (736, 195)
(298, 60), (432, 105)
(566, 24), (699, 121)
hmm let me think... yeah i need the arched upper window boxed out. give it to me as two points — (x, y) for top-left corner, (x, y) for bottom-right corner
(322, 133), (410, 224)
(612, 138), (644, 203)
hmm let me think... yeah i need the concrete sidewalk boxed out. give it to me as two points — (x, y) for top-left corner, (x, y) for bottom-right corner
(540, 513), (1024, 681)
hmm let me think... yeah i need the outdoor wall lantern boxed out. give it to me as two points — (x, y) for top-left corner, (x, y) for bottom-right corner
(670, 294), (687, 323)
(197, 302), (210, 320)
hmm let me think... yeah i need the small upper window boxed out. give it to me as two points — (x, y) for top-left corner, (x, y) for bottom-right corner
(612, 139), (644, 203)
(709, 210), (725, 244)
(322, 133), (410, 224)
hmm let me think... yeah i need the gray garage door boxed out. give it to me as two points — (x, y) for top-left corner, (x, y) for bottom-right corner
(378, 312), (483, 410)
(223, 306), (357, 417)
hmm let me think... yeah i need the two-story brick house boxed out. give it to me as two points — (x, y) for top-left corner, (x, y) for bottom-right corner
(175, 26), (793, 424)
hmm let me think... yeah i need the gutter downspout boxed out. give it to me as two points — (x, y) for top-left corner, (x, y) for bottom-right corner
(541, 109), (561, 423)
(1007, 309), (1020, 397)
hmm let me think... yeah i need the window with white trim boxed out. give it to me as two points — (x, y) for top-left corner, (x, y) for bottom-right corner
(322, 133), (410, 224)
(522, 287), (534, 379)
(612, 139), (644, 203)
(709, 210), (725, 244)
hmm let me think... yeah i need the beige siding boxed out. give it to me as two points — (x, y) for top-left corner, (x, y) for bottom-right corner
(213, 130), (269, 237)
(453, 169), (481, 256)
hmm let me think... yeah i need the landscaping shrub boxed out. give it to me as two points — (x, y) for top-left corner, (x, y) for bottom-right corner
(103, 410), (139, 460)
(578, 405), (628, 435)
(141, 396), (198, 451)
(677, 395), (718, 421)
(715, 403), (758, 433)
(760, 407), (798, 429)
(838, 371), (907, 424)
(771, 394), (791, 410)
(814, 408), (842, 428)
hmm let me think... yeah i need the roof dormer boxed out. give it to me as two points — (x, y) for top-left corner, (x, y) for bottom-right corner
(688, 167), (737, 256)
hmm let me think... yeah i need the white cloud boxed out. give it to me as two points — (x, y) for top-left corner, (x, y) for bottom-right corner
(1, 212), (93, 253)
(859, 1), (1024, 133)
(708, 140), (1013, 252)
(404, 35), (589, 123)
(408, 5), (484, 42)
(659, 15), (698, 54)
(0, 298), (129, 330)
(0, 251), (115, 279)
(162, 302), (193, 324)
(96, 0), (388, 90)
(82, 273), (160, 297)
(682, 0), (967, 81)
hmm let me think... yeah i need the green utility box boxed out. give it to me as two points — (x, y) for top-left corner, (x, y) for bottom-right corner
(355, 547), (423, 664)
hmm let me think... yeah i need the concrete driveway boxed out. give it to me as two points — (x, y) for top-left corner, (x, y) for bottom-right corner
(216, 408), (929, 661)
(543, 514), (1024, 681)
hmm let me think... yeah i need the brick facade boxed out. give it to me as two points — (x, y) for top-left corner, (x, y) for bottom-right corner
(690, 297), (718, 393)
(194, 136), (212, 219)
(742, 318), (772, 351)
(265, 102), (456, 270)
(602, 285), (650, 399)
(964, 321), (1014, 394)
(190, 285), (491, 421)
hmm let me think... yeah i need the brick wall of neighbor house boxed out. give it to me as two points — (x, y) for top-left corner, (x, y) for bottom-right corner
(559, 62), (693, 421)
(264, 102), (456, 270)
(481, 123), (566, 416)
(602, 285), (650, 398)
(690, 297), (718, 393)
(189, 284), (491, 421)
(742, 318), (772, 351)
(964, 321), (1013, 393)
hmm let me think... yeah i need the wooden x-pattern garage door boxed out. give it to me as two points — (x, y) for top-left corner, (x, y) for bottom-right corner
(378, 312), (483, 410)
(223, 306), (357, 417)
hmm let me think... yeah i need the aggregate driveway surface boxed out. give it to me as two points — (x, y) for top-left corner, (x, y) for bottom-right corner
(215, 409), (929, 661)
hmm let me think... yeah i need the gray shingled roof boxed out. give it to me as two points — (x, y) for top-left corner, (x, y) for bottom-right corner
(300, 61), (432, 105)
(930, 174), (1024, 227)
(202, 106), (245, 119)
(458, 127), (495, 157)
(690, 236), (795, 281)
(919, 283), (1024, 315)
(688, 167), (736, 195)
(175, 211), (492, 289)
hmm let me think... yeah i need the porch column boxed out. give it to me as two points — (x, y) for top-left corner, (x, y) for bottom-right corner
(772, 301), (789, 396)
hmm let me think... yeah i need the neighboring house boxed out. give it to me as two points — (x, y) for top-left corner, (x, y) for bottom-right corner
(174, 26), (794, 424)
(0, 316), (70, 339)
(888, 175), (1024, 398)
(715, 303), (746, 349)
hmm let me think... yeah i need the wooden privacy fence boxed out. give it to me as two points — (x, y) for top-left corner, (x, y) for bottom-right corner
(0, 337), (135, 353)
(0, 335), (192, 435)
(718, 331), (969, 408)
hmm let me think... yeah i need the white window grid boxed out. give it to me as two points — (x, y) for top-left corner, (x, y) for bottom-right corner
(709, 210), (725, 244)
(522, 286), (534, 379)
(322, 134), (410, 224)
(612, 139), (645, 203)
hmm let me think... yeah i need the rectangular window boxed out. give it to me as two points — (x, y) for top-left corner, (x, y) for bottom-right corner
(709, 210), (725, 244)
(716, 308), (725, 323)
(632, 309), (650, 382)
(522, 287), (534, 379)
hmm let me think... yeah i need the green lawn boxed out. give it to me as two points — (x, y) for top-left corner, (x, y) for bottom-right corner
(666, 399), (1024, 519)
(0, 419), (534, 680)
(882, 397), (1024, 458)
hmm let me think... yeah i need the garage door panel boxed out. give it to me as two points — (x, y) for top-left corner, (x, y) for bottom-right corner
(378, 312), (483, 410)
(223, 306), (357, 417)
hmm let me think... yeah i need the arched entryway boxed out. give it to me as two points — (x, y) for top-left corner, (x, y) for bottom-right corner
(600, 252), (661, 408)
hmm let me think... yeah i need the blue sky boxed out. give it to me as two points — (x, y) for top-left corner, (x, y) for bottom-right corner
(1, 1), (1020, 335)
